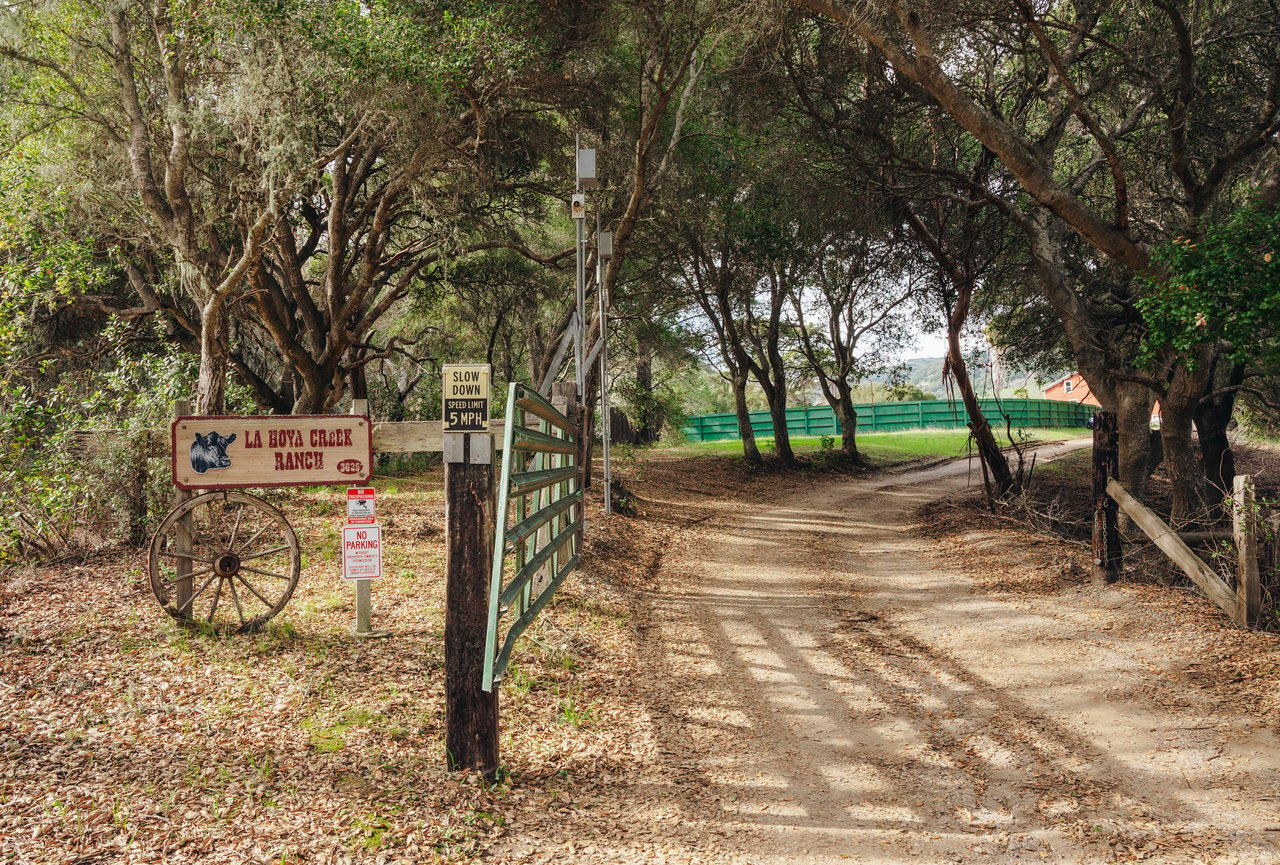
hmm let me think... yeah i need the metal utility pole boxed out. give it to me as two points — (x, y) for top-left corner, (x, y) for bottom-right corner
(597, 220), (613, 515)
(572, 138), (597, 398)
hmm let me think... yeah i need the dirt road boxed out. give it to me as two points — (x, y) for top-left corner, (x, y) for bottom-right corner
(609, 444), (1280, 865)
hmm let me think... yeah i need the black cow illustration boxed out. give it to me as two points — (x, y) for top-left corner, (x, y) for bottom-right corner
(190, 432), (237, 474)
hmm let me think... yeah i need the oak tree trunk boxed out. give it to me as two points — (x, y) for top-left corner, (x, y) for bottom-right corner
(835, 383), (860, 460)
(732, 371), (761, 465)
(1194, 360), (1242, 513)
(196, 298), (230, 415)
(1112, 380), (1158, 501)
(1161, 363), (1211, 525)
(947, 326), (1013, 499)
(767, 394), (797, 467)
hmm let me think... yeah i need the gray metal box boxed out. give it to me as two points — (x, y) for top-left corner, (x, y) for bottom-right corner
(576, 148), (598, 188)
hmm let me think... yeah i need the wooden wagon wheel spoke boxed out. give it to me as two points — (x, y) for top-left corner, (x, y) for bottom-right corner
(240, 564), (292, 580)
(226, 504), (247, 551)
(159, 549), (213, 563)
(175, 572), (220, 614)
(235, 574), (275, 609)
(227, 576), (246, 628)
(149, 491), (300, 634)
(204, 501), (221, 540)
(236, 522), (274, 557)
(163, 565), (213, 584)
(207, 577), (224, 625)
(240, 545), (290, 563)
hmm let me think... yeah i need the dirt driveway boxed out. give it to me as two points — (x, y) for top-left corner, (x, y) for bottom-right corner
(507, 442), (1280, 865)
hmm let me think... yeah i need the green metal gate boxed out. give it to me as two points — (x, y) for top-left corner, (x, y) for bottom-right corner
(483, 383), (583, 692)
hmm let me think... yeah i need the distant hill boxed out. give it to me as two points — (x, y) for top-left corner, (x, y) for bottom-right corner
(870, 356), (1064, 401)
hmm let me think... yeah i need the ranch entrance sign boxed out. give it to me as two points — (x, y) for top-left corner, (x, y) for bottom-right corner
(172, 415), (373, 490)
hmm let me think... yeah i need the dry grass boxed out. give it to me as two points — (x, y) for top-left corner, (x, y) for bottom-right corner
(0, 463), (664, 864)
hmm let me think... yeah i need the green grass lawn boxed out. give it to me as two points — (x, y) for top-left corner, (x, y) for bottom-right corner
(656, 427), (1087, 467)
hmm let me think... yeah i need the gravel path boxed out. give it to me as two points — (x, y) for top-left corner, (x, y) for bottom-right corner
(629, 443), (1280, 864)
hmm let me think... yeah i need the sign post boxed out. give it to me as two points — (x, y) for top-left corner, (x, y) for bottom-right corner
(442, 365), (498, 778)
(348, 399), (389, 638)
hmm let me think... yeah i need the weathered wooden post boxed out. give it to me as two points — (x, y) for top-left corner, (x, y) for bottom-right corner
(444, 430), (498, 777)
(1092, 411), (1121, 584)
(442, 365), (499, 778)
(173, 399), (193, 612)
(1233, 474), (1261, 629)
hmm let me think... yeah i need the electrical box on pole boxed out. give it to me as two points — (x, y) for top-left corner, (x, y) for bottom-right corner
(576, 148), (598, 189)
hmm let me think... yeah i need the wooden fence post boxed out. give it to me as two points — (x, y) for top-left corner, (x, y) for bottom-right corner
(444, 431), (499, 779)
(1233, 474), (1261, 629)
(1092, 411), (1121, 584)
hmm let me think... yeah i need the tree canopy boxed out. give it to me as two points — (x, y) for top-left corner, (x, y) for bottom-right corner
(1, 0), (1278, 550)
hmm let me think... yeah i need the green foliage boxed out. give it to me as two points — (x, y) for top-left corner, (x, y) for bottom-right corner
(807, 433), (843, 469)
(298, 0), (540, 93)
(1137, 203), (1280, 368)
(886, 382), (938, 402)
(0, 156), (110, 347)
(555, 693), (599, 728)
(0, 341), (201, 563)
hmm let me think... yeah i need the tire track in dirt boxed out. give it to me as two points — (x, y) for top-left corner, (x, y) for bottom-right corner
(635, 442), (1280, 864)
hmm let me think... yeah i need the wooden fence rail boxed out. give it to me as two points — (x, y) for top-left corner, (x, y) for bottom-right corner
(1092, 410), (1267, 629)
(1105, 478), (1246, 624)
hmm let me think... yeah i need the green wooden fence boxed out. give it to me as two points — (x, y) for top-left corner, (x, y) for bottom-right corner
(681, 398), (1093, 442)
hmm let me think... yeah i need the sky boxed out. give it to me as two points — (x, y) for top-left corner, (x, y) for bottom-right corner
(908, 328), (950, 359)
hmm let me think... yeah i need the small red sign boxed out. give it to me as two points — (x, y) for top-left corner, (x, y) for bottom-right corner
(347, 487), (376, 525)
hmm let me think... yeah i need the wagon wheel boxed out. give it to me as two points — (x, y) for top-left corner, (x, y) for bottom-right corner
(149, 491), (300, 633)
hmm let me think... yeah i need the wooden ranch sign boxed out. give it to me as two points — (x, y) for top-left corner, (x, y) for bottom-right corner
(171, 415), (373, 490)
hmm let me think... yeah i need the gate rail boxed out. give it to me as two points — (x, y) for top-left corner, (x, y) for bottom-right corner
(483, 383), (582, 691)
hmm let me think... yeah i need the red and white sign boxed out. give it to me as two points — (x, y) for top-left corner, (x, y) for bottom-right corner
(347, 487), (376, 525)
(342, 526), (382, 580)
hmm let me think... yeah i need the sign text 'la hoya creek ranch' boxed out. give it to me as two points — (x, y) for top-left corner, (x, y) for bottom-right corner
(171, 415), (373, 490)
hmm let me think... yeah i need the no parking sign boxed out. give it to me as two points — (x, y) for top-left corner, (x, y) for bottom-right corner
(342, 526), (382, 580)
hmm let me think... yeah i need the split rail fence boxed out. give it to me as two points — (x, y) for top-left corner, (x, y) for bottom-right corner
(1091, 411), (1276, 629)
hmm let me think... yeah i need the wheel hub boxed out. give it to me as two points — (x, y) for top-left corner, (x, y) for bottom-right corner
(214, 552), (241, 577)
